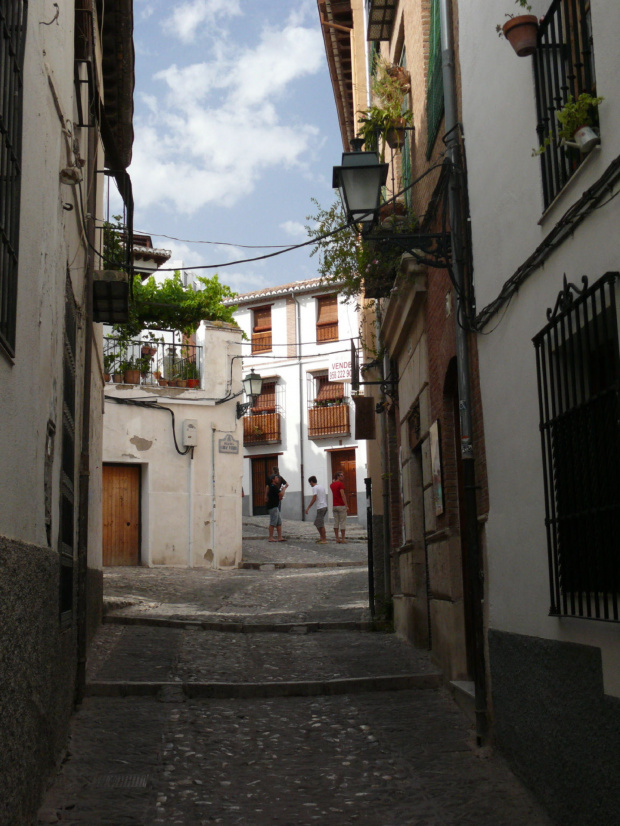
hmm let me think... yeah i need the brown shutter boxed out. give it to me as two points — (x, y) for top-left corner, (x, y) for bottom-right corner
(253, 306), (272, 332)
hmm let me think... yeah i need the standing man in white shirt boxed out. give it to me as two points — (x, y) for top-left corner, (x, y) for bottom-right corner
(305, 476), (328, 544)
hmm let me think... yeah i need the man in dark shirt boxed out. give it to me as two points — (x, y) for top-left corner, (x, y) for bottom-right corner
(265, 474), (284, 542)
(265, 465), (288, 511)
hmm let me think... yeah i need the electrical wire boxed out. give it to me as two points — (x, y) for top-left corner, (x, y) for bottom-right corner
(152, 223), (351, 272)
(104, 395), (191, 454)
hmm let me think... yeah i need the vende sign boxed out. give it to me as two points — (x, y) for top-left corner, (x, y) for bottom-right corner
(329, 356), (351, 381)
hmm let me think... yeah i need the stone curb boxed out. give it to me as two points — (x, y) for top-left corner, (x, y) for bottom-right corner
(102, 615), (373, 632)
(85, 673), (442, 699)
(240, 561), (365, 570)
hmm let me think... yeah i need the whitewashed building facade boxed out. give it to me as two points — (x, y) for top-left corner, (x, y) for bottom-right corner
(458, 0), (620, 820)
(231, 279), (368, 526)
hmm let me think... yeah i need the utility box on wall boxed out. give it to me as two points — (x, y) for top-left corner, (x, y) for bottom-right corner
(182, 419), (198, 446)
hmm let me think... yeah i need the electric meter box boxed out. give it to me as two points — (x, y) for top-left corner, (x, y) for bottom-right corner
(182, 419), (198, 446)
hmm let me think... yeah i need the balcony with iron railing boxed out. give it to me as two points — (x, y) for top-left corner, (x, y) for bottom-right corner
(103, 337), (202, 388)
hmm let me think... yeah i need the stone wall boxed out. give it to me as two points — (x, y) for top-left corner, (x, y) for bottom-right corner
(0, 538), (78, 826)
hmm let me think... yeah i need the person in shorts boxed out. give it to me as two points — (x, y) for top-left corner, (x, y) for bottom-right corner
(330, 470), (348, 543)
(305, 476), (328, 544)
(265, 474), (284, 542)
(265, 466), (288, 511)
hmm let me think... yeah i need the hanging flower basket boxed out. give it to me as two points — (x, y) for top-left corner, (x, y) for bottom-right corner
(502, 15), (539, 56)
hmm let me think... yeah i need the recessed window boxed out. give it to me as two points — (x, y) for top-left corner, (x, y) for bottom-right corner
(534, 0), (598, 207)
(252, 305), (272, 353)
(533, 272), (620, 621)
(316, 295), (339, 343)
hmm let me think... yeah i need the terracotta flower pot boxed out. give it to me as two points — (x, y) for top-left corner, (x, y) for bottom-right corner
(112, 373), (123, 384)
(123, 369), (141, 385)
(379, 200), (407, 222)
(187, 379), (199, 388)
(386, 117), (409, 149)
(176, 379), (187, 388)
(103, 373), (111, 383)
(157, 378), (168, 386)
(502, 15), (539, 57)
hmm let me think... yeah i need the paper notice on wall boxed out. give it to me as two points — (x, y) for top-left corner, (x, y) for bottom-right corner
(328, 356), (351, 382)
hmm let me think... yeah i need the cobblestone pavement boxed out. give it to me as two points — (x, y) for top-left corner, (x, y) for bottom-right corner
(103, 517), (371, 627)
(36, 519), (552, 825)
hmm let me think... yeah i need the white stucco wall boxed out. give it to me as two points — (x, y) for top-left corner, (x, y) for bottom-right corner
(458, 0), (620, 695)
(233, 286), (368, 523)
(103, 324), (243, 568)
(0, 9), (103, 566)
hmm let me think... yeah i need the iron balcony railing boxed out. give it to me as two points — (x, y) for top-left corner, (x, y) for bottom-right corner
(103, 337), (203, 387)
(533, 272), (620, 622)
(533, 0), (598, 208)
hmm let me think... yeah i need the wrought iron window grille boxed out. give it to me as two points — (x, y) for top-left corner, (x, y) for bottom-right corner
(534, 0), (598, 208)
(533, 271), (620, 622)
(0, 0), (28, 357)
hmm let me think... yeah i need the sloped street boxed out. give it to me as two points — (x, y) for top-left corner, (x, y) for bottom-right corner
(37, 520), (550, 825)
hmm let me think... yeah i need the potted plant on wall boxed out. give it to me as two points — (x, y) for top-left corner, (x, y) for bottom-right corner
(358, 56), (413, 160)
(185, 361), (200, 388)
(497, 0), (539, 57)
(120, 358), (141, 385)
(556, 93), (603, 153)
(533, 93), (604, 156)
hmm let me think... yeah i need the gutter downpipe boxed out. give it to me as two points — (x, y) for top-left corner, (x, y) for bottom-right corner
(293, 294), (306, 521)
(439, 0), (488, 745)
(377, 309), (391, 604)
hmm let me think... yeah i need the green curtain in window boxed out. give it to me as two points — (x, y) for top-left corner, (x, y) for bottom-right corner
(426, 0), (444, 159)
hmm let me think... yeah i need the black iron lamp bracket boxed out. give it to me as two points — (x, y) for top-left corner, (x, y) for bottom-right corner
(236, 401), (252, 419)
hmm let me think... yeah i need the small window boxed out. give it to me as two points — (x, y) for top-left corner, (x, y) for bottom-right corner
(252, 305), (272, 353)
(316, 295), (339, 343)
(534, 0), (598, 207)
(0, 1), (28, 357)
(253, 381), (277, 412)
(533, 272), (620, 621)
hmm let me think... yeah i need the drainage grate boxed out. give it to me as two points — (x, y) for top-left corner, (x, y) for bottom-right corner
(91, 774), (150, 789)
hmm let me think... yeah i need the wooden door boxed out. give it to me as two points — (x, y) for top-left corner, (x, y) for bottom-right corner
(331, 449), (358, 516)
(103, 464), (140, 565)
(251, 455), (277, 515)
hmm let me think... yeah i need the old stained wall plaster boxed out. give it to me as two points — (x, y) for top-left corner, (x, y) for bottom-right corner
(121, 453), (138, 459)
(130, 436), (153, 451)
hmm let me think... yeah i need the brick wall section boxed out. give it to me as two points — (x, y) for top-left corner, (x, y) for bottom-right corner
(286, 298), (297, 358)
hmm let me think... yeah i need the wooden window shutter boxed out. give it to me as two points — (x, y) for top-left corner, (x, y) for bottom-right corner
(253, 306), (272, 332)
(254, 381), (276, 411)
(316, 295), (338, 342)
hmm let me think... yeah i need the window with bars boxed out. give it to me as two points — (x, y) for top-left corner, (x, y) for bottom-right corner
(0, 0), (28, 357)
(534, 0), (598, 208)
(316, 294), (339, 343)
(251, 305), (272, 353)
(243, 380), (283, 444)
(533, 272), (620, 622)
(426, 0), (444, 159)
(60, 279), (78, 624)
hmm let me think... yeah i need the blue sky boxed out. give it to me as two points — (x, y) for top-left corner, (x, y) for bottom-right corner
(118, 0), (345, 295)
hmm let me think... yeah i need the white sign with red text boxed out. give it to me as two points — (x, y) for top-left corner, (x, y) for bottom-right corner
(328, 356), (351, 382)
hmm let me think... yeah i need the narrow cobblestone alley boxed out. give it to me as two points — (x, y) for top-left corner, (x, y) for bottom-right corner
(36, 520), (550, 825)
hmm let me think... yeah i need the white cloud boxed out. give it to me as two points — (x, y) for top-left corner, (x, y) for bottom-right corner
(280, 220), (306, 238)
(165, 0), (241, 43)
(130, 15), (325, 215)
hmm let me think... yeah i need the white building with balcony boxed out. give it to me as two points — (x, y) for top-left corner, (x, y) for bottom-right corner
(230, 278), (368, 526)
